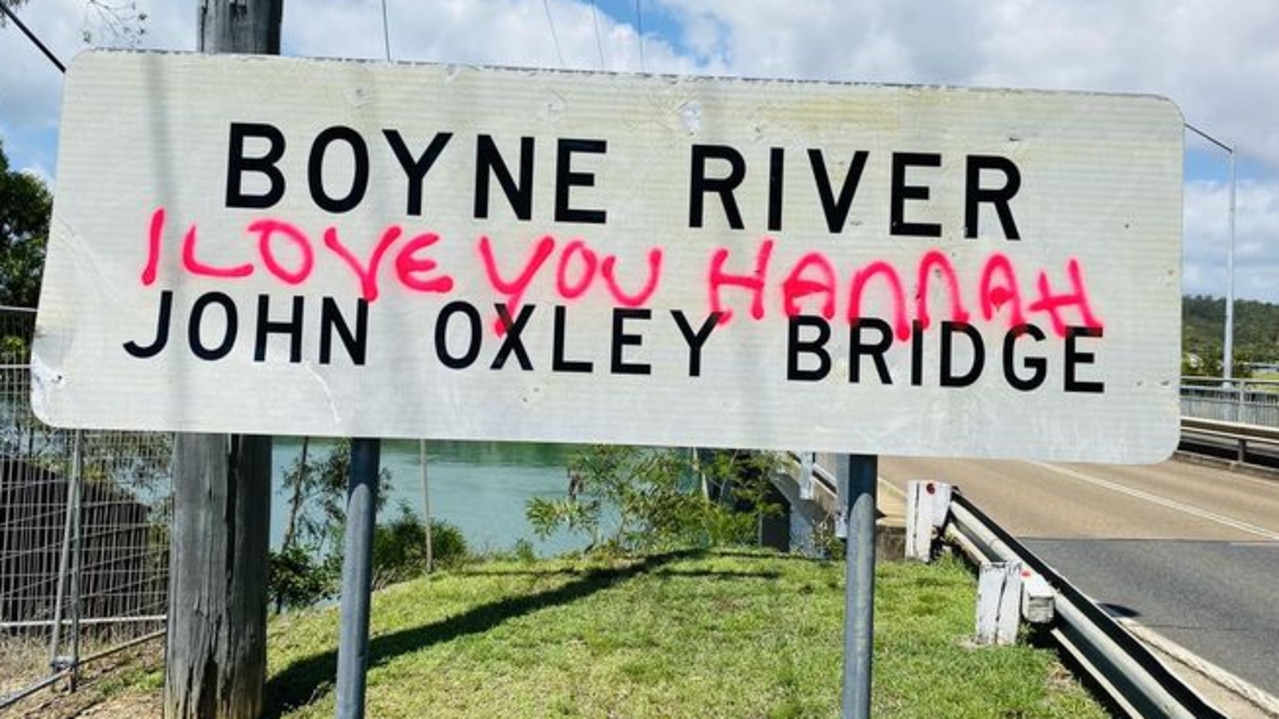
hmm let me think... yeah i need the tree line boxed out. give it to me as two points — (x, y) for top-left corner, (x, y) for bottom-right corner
(1183, 294), (1279, 377)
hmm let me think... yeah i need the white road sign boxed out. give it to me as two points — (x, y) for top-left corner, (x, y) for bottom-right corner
(33, 51), (1183, 461)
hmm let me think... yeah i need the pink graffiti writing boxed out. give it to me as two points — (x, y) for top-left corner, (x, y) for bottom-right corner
(708, 239), (773, 324)
(141, 207), (454, 301)
(477, 234), (663, 334)
(140, 209), (1097, 343)
(710, 239), (1102, 340)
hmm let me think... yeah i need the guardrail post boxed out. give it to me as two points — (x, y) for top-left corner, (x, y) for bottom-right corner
(905, 481), (952, 562)
(976, 561), (1022, 645)
(1021, 570), (1055, 624)
(799, 452), (814, 501)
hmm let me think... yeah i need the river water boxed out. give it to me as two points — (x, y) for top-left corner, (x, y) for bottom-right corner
(269, 437), (588, 557)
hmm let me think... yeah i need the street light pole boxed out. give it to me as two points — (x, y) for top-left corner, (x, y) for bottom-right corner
(1226, 144), (1237, 380)
(1185, 123), (1237, 381)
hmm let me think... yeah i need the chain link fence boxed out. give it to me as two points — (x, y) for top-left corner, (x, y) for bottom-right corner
(0, 307), (173, 708)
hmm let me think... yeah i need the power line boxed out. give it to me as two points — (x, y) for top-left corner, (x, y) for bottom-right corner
(541, 0), (565, 68)
(589, 0), (606, 70)
(0, 4), (66, 73)
(634, 0), (645, 72)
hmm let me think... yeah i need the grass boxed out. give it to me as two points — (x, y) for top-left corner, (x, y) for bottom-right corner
(1251, 371), (1279, 386)
(8, 550), (1109, 717)
(258, 550), (1108, 719)
(1, 635), (53, 696)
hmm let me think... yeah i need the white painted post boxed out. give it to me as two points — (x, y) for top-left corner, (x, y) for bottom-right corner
(976, 561), (1022, 645)
(1020, 570), (1056, 625)
(905, 481), (952, 562)
(906, 482), (928, 561)
(799, 452), (814, 501)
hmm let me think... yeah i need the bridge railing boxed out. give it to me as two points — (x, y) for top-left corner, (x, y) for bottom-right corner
(1179, 377), (1279, 427)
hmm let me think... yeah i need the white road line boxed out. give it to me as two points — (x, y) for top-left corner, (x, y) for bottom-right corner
(1027, 461), (1279, 542)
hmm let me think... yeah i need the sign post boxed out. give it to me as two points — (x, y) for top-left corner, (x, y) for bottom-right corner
(335, 438), (381, 718)
(161, 6), (283, 716)
(840, 454), (878, 719)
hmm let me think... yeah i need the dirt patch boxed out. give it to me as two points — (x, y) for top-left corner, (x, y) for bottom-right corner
(4, 643), (163, 719)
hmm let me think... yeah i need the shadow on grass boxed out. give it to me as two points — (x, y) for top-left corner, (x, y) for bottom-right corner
(263, 549), (701, 717)
(455, 567), (781, 581)
(651, 568), (783, 580)
(452, 567), (598, 578)
(709, 549), (837, 564)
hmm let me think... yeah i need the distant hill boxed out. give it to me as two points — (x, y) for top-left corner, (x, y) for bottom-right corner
(1182, 295), (1279, 377)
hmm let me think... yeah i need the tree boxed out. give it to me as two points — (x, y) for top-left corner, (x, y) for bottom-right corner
(79, 1), (148, 46)
(526, 445), (784, 554)
(271, 438), (385, 613)
(278, 437), (391, 557)
(0, 140), (50, 309)
(1, 1), (148, 46)
(0, 0), (30, 16)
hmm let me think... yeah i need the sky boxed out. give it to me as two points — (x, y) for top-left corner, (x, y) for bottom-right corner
(1, 0), (1277, 303)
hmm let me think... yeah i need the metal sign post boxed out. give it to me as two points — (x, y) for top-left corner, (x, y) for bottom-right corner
(838, 454), (878, 719)
(335, 438), (381, 719)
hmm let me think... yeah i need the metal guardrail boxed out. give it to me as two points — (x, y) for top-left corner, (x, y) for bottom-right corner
(795, 409), (1271, 718)
(1180, 415), (1279, 463)
(802, 453), (1232, 717)
(945, 490), (1228, 719)
(1182, 416), (1279, 444)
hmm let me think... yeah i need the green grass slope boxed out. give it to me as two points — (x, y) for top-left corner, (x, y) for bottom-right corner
(263, 551), (1107, 719)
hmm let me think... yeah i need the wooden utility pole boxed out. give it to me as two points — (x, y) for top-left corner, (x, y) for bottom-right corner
(164, 3), (282, 718)
(198, 0), (282, 54)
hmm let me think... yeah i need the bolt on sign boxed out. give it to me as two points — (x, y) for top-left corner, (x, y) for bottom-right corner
(34, 51), (1183, 462)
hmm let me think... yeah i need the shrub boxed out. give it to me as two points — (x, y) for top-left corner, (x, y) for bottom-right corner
(268, 543), (334, 612)
(428, 517), (469, 569)
(512, 538), (537, 564)
(372, 506), (470, 587)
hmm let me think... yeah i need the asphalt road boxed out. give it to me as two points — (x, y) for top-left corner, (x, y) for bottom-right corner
(878, 456), (1279, 699)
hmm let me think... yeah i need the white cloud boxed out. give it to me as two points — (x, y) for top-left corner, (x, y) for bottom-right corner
(281, 0), (701, 74)
(0, 0), (194, 176)
(3, 0), (1277, 304)
(1, 3), (83, 134)
(653, 0), (1279, 169)
(1183, 179), (1279, 302)
(6, 1), (1277, 164)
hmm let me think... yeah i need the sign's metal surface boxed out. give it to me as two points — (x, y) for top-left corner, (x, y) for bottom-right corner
(33, 51), (1183, 461)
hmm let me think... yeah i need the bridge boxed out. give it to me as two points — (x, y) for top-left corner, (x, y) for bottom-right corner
(770, 379), (1279, 718)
